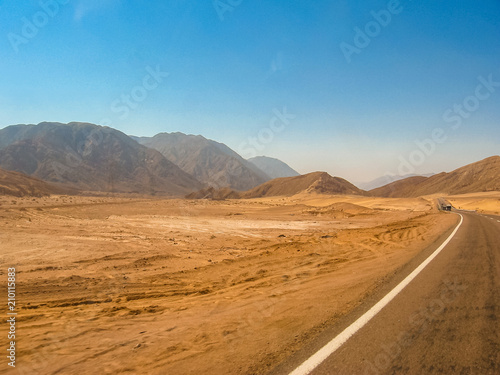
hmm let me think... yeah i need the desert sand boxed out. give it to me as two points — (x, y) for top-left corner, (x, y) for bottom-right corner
(0, 194), (458, 374)
(445, 191), (500, 215)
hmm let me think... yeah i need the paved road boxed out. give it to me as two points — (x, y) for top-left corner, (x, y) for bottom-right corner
(436, 197), (453, 211)
(272, 212), (500, 374)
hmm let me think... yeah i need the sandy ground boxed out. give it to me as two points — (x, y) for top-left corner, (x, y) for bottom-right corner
(445, 191), (500, 215)
(0, 194), (457, 375)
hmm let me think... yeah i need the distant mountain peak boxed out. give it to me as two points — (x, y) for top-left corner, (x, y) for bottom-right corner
(135, 132), (271, 191)
(247, 155), (299, 179)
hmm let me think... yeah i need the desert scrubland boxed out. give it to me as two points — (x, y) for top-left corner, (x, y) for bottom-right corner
(0, 194), (458, 374)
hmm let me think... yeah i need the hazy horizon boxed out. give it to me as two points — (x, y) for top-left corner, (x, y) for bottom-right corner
(1, 1), (499, 182)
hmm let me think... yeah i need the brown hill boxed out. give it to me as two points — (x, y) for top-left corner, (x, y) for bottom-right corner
(242, 172), (366, 198)
(0, 168), (68, 197)
(0, 122), (204, 196)
(371, 156), (500, 197)
(132, 133), (270, 191)
(369, 176), (430, 198)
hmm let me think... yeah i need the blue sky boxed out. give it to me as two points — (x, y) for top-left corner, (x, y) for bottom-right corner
(0, 0), (499, 182)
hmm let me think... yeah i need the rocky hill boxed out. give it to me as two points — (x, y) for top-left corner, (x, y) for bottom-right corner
(370, 156), (500, 197)
(242, 172), (365, 198)
(0, 167), (70, 197)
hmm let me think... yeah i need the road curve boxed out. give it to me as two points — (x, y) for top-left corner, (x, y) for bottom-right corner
(271, 212), (500, 374)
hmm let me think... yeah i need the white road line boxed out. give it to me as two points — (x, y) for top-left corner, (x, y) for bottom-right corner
(288, 214), (464, 375)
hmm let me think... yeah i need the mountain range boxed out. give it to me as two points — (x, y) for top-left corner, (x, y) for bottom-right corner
(0, 122), (498, 199)
(0, 122), (302, 196)
(0, 122), (203, 195)
(370, 156), (500, 197)
(187, 156), (500, 200)
(132, 132), (270, 191)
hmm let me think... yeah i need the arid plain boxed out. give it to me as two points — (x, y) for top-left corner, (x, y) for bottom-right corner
(2, 192), (492, 374)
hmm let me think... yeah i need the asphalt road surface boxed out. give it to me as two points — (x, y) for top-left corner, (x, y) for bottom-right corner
(272, 211), (500, 374)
